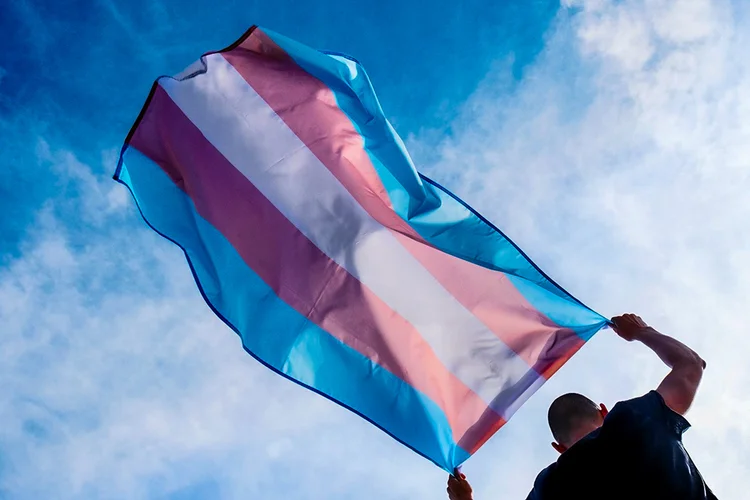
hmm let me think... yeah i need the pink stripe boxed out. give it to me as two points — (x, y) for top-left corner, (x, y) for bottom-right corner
(224, 29), (581, 377)
(393, 232), (583, 379)
(129, 85), (502, 449)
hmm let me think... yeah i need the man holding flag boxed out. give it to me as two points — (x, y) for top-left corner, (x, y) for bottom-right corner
(447, 314), (716, 500)
(116, 26), (715, 496)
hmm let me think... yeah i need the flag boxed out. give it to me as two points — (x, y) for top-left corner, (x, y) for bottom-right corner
(114, 26), (608, 471)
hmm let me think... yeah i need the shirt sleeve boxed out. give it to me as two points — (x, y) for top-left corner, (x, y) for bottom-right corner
(611, 390), (691, 437)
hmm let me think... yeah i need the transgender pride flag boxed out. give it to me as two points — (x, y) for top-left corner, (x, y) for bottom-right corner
(115, 26), (608, 471)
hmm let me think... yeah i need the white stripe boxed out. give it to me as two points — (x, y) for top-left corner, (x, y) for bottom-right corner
(173, 59), (206, 80)
(160, 53), (538, 415)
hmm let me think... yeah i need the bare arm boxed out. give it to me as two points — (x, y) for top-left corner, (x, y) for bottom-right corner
(612, 314), (706, 415)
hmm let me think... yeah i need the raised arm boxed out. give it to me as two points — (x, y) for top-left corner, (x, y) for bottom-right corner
(611, 314), (706, 415)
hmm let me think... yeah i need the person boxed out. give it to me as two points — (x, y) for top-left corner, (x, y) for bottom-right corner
(446, 313), (716, 499)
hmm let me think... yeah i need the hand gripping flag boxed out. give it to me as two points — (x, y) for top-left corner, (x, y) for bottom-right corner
(114, 26), (608, 471)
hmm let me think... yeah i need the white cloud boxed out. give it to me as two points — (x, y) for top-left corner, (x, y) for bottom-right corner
(651, 0), (722, 44)
(410, 0), (750, 497)
(577, 1), (655, 71)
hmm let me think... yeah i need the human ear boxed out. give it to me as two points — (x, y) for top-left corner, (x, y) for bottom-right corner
(599, 403), (609, 418)
(551, 442), (567, 454)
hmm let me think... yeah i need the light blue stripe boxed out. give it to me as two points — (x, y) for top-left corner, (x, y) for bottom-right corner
(263, 28), (608, 337)
(506, 276), (607, 341)
(117, 147), (470, 471)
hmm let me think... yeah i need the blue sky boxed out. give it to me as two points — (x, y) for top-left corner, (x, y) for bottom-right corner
(2, 0), (750, 498)
(0, 0), (556, 256)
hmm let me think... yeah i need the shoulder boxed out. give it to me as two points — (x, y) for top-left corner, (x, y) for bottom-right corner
(611, 390), (664, 414)
(526, 464), (555, 500)
(607, 391), (691, 436)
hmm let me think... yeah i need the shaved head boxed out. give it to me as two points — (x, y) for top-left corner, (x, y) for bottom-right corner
(548, 393), (603, 447)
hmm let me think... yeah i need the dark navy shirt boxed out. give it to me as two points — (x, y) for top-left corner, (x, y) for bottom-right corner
(527, 391), (716, 499)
